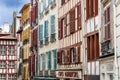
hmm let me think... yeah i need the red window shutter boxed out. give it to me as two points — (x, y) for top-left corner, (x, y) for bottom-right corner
(86, 0), (89, 19)
(77, 3), (81, 30)
(96, 33), (99, 59)
(107, 7), (110, 22)
(57, 51), (62, 65)
(89, 0), (94, 17)
(107, 24), (111, 39)
(105, 26), (108, 40)
(29, 56), (31, 72)
(70, 9), (75, 33)
(93, 0), (98, 16)
(87, 37), (90, 61)
(104, 10), (107, 24)
(58, 20), (61, 39)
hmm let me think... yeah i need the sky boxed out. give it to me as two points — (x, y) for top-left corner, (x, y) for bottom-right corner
(0, 0), (29, 28)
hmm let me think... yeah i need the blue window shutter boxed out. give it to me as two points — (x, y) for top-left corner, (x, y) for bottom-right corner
(50, 15), (55, 34)
(39, 25), (43, 41)
(43, 0), (46, 9)
(42, 54), (45, 70)
(48, 51), (51, 69)
(48, 0), (51, 4)
(44, 21), (48, 38)
(54, 49), (57, 69)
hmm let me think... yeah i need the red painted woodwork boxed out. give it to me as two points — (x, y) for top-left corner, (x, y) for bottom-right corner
(86, 0), (98, 20)
(87, 33), (99, 61)
(104, 7), (111, 40)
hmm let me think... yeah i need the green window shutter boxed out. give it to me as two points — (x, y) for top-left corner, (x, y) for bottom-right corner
(39, 25), (43, 41)
(54, 49), (57, 69)
(48, 51), (51, 69)
(42, 54), (45, 70)
(50, 15), (55, 34)
(44, 21), (48, 38)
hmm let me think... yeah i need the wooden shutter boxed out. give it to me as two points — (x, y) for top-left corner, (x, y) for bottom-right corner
(93, 0), (98, 16)
(29, 56), (31, 72)
(105, 7), (110, 40)
(86, 0), (89, 19)
(77, 2), (81, 30)
(67, 49), (71, 64)
(57, 51), (62, 65)
(70, 9), (75, 33)
(87, 37), (90, 61)
(90, 0), (94, 17)
(107, 7), (110, 22)
(58, 20), (63, 39)
(96, 33), (99, 59)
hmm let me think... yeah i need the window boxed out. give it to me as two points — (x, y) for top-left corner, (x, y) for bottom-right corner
(71, 48), (76, 63)
(86, 0), (98, 20)
(8, 74), (16, 80)
(9, 61), (15, 68)
(87, 33), (99, 61)
(0, 74), (6, 80)
(104, 7), (110, 40)
(53, 49), (57, 69)
(0, 61), (6, 68)
(0, 46), (7, 56)
(9, 46), (15, 55)
(70, 8), (75, 33)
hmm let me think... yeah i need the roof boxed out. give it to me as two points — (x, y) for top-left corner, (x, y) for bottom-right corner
(0, 33), (17, 40)
(19, 3), (30, 13)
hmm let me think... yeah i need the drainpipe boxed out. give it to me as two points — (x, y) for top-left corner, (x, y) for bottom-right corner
(113, 0), (119, 80)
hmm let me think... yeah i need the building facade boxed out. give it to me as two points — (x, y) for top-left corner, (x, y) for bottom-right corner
(99, 0), (115, 80)
(83, 0), (100, 80)
(0, 33), (17, 80)
(36, 0), (58, 79)
(17, 17), (23, 80)
(29, 0), (38, 79)
(19, 3), (31, 80)
(114, 0), (120, 80)
(57, 0), (83, 79)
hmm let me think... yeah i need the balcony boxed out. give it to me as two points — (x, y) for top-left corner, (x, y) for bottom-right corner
(44, 70), (49, 77)
(50, 33), (56, 43)
(39, 71), (43, 77)
(50, 0), (56, 9)
(100, 40), (114, 58)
